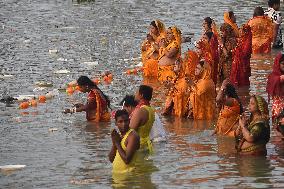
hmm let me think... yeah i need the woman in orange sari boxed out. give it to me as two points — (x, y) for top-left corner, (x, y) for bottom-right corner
(213, 79), (243, 136)
(230, 24), (252, 87)
(189, 61), (216, 120)
(218, 23), (237, 84)
(247, 7), (274, 54)
(141, 20), (166, 77)
(64, 76), (111, 122)
(162, 50), (199, 117)
(158, 26), (182, 83)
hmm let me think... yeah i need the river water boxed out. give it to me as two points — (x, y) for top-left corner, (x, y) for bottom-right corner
(1, 0), (284, 188)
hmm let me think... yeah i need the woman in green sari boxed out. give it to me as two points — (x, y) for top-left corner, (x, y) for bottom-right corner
(235, 95), (270, 155)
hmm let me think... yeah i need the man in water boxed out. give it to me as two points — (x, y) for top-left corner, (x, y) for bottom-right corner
(109, 109), (140, 173)
(265, 0), (283, 48)
(129, 85), (155, 153)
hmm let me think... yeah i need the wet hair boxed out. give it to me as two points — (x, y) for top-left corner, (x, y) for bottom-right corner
(268, 0), (280, 7)
(119, 95), (138, 107)
(204, 17), (213, 29)
(253, 7), (264, 17)
(205, 31), (213, 41)
(224, 84), (244, 113)
(77, 76), (111, 108)
(228, 11), (234, 20)
(115, 109), (129, 121)
(150, 21), (158, 30)
(138, 85), (153, 101)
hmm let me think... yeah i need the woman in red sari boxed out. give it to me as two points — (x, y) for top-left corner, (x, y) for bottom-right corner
(197, 17), (219, 84)
(267, 53), (284, 122)
(230, 24), (252, 87)
(64, 76), (111, 122)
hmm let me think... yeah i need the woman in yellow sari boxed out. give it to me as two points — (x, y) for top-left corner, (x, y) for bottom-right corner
(247, 7), (274, 54)
(141, 20), (166, 77)
(189, 61), (216, 120)
(224, 11), (239, 37)
(162, 50), (199, 117)
(213, 79), (243, 136)
(158, 26), (182, 83)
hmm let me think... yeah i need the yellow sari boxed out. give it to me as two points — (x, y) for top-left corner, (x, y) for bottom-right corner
(189, 62), (216, 120)
(158, 26), (181, 83)
(142, 20), (166, 78)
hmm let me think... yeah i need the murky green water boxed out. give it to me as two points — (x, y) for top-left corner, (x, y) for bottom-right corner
(1, 0), (284, 188)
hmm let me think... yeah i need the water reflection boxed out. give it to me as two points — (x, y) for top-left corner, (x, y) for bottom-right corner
(111, 159), (158, 189)
(73, 0), (96, 3)
(235, 156), (273, 184)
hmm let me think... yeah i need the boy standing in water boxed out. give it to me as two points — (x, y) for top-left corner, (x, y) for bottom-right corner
(109, 110), (140, 173)
(265, 0), (283, 48)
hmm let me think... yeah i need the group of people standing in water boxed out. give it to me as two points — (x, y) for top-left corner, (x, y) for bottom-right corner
(63, 0), (284, 174)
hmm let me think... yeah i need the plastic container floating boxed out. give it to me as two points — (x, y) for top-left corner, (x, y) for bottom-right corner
(83, 61), (99, 66)
(0, 74), (14, 79)
(49, 49), (58, 54)
(35, 81), (53, 87)
(15, 95), (37, 101)
(54, 69), (70, 74)
(0, 165), (26, 171)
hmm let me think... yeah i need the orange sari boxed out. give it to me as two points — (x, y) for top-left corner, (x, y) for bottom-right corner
(158, 26), (181, 83)
(87, 89), (110, 122)
(183, 50), (199, 81)
(189, 62), (216, 120)
(247, 16), (273, 54)
(215, 99), (240, 136)
(163, 50), (199, 117)
(142, 20), (166, 77)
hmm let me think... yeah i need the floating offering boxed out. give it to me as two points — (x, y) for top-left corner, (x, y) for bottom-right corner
(29, 99), (38, 107)
(125, 68), (141, 75)
(19, 102), (29, 109)
(38, 95), (46, 103)
(0, 165), (26, 171)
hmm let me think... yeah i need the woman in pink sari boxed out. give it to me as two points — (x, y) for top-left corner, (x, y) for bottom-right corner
(230, 24), (252, 87)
